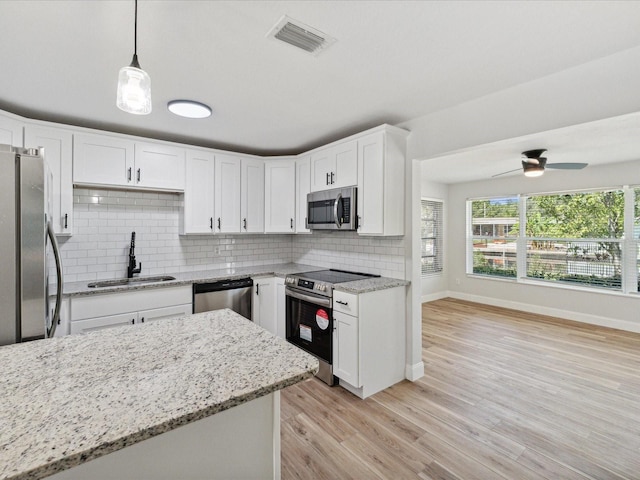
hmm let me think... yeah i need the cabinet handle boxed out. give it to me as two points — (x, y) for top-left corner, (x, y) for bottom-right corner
(357, 215), (361, 229)
(64, 213), (68, 229)
(336, 300), (349, 306)
(256, 284), (259, 295)
(137, 168), (141, 183)
(141, 317), (145, 323)
(326, 172), (330, 185)
(331, 172), (335, 184)
(243, 218), (247, 230)
(217, 218), (221, 230)
(128, 167), (132, 182)
(131, 318), (135, 324)
(210, 217), (213, 230)
(290, 218), (293, 230)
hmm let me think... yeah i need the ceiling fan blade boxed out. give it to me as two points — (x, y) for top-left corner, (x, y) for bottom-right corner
(546, 162), (588, 170)
(491, 168), (522, 178)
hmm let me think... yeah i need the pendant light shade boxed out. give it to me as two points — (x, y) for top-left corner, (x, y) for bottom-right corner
(117, 0), (152, 115)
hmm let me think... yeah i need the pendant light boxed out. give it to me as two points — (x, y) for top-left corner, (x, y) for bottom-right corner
(116, 0), (152, 115)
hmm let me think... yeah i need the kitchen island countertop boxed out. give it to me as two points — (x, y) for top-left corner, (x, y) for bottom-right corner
(0, 309), (318, 480)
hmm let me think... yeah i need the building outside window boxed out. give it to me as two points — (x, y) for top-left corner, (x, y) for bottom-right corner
(421, 199), (443, 276)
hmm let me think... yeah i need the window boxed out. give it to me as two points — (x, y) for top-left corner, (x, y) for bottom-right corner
(469, 197), (518, 278)
(467, 187), (640, 294)
(421, 199), (443, 275)
(525, 190), (624, 290)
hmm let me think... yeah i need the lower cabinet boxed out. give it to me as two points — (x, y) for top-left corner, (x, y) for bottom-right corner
(332, 286), (406, 399)
(69, 286), (192, 335)
(252, 277), (276, 335)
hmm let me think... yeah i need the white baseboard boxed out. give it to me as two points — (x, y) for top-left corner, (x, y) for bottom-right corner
(405, 362), (424, 381)
(421, 291), (448, 303)
(446, 291), (640, 334)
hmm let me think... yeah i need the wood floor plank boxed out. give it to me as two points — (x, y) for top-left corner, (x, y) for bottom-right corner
(281, 298), (640, 480)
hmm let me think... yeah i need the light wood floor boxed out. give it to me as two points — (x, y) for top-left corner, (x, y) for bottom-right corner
(280, 298), (640, 480)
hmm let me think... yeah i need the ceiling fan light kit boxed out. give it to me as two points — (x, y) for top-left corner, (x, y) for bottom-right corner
(116, 0), (152, 115)
(493, 149), (588, 178)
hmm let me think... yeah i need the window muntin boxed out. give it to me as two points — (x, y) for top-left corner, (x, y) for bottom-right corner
(421, 199), (443, 276)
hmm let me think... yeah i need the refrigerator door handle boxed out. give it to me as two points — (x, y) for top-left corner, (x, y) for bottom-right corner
(46, 221), (63, 338)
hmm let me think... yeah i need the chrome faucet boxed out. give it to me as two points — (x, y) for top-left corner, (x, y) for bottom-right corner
(127, 231), (142, 278)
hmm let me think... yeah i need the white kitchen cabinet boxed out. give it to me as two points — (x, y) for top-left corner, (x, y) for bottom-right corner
(134, 142), (185, 191)
(25, 125), (73, 235)
(357, 127), (408, 236)
(264, 158), (295, 233)
(310, 139), (358, 192)
(74, 133), (185, 192)
(332, 286), (406, 399)
(0, 113), (23, 147)
(275, 277), (286, 339)
(252, 277), (276, 335)
(241, 157), (265, 233)
(214, 153), (242, 233)
(295, 156), (311, 233)
(182, 149), (215, 234)
(69, 286), (192, 334)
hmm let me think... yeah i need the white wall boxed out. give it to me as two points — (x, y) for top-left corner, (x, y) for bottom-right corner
(420, 174), (448, 301)
(400, 45), (640, 161)
(446, 159), (640, 333)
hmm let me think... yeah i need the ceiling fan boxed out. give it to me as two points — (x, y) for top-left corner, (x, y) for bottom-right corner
(492, 149), (588, 178)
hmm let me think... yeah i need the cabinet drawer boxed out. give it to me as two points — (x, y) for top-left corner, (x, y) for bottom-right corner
(333, 291), (358, 316)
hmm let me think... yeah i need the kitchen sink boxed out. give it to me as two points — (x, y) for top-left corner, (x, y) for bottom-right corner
(87, 275), (176, 288)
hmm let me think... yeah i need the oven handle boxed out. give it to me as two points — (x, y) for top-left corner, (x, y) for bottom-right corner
(285, 287), (332, 308)
(334, 193), (343, 229)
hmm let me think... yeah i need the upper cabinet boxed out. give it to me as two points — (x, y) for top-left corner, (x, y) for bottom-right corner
(264, 158), (296, 233)
(24, 125), (73, 235)
(73, 133), (185, 192)
(214, 153), (242, 233)
(295, 156), (311, 233)
(310, 139), (358, 192)
(357, 127), (408, 236)
(0, 114), (23, 147)
(182, 149), (215, 235)
(240, 157), (265, 233)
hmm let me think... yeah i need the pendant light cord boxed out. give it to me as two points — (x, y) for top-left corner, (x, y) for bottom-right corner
(134, 0), (138, 56)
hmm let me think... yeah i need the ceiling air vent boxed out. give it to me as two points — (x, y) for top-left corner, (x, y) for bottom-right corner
(267, 15), (336, 55)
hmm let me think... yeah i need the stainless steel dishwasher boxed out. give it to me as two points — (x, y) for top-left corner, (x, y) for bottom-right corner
(193, 278), (253, 320)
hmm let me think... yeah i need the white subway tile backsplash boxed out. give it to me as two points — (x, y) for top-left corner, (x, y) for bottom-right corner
(59, 188), (407, 283)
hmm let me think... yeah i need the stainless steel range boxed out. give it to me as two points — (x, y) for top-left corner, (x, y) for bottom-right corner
(284, 269), (379, 385)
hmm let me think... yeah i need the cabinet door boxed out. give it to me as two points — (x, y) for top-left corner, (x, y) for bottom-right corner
(214, 154), (242, 233)
(310, 148), (333, 192)
(333, 310), (360, 387)
(241, 158), (265, 233)
(357, 132), (384, 235)
(183, 149), (215, 234)
(295, 156), (311, 233)
(25, 125), (73, 235)
(0, 114), (23, 147)
(252, 277), (276, 335)
(138, 304), (192, 325)
(70, 312), (136, 334)
(134, 142), (185, 191)
(264, 159), (295, 233)
(73, 133), (134, 187)
(333, 140), (358, 188)
(275, 277), (286, 339)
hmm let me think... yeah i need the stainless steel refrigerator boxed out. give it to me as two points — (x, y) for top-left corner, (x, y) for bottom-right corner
(0, 144), (63, 346)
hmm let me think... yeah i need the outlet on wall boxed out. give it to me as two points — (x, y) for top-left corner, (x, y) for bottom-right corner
(455, 278), (461, 286)
(213, 246), (220, 255)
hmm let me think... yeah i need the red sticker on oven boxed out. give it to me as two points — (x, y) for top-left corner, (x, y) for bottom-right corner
(316, 309), (329, 330)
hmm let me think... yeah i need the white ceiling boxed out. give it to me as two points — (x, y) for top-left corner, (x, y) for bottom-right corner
(1, 1), (640, 156)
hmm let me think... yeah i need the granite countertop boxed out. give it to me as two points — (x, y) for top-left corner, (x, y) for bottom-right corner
(63, 263), (409, 297)
(0, 310), (319, 480)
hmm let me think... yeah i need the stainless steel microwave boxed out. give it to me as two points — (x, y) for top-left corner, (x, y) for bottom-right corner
(306, 186), (357, 230)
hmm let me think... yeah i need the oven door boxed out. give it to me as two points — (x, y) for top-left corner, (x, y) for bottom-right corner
(285, 287), (333, 364)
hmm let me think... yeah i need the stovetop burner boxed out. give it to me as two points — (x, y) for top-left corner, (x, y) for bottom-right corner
(285, 269), (379, 297)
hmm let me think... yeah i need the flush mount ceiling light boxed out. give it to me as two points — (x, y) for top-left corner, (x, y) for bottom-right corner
(167, 100), (212, 119)
(116, 0), (152, 115)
